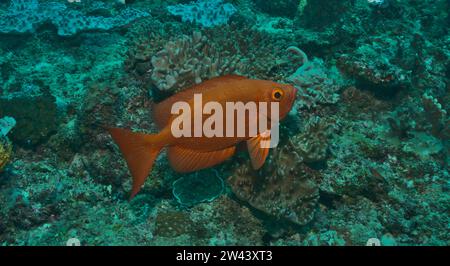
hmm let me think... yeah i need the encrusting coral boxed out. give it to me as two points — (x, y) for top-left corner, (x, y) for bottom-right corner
(337, 35), (412, 94)
(167, 0), (237, 28)
(0, 0), (150, 36)
(288, 50), (342, 109)
(228, 142), (320, 226)
(290, 116), (332, 163)
(172, 169), (224, 206)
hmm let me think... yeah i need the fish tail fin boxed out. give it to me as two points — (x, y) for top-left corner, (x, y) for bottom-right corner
(107, 127), (163, 200)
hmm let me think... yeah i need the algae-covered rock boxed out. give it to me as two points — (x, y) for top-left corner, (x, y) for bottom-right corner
(0, 116), (15, 172)
(254, 0), (301, 18)
(0, 87), (57, 147)
(0, 138), (12, 172)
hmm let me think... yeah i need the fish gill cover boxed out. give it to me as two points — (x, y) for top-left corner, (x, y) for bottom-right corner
(0, 0), (448, 246)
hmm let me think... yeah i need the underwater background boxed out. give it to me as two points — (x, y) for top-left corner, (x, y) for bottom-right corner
(0, 0), (448, 246)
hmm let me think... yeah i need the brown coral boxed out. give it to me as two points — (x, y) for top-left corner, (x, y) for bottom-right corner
(125, 25), (298, 95)
(288, 57), (342, 109)
(150, 31), (246, 93)
(192, 196), (266, 245)
(290, 116), (331, 163)
(0, 138), (12, 172)
(228, 144), (320, 226)
(336, 36), (412, 92)
(154, 211), (198, 238)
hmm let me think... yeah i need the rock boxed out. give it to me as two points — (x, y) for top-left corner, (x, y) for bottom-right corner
(0, 87), (57, 147)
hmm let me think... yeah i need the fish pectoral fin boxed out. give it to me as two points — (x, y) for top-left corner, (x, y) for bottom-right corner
(247, 131), (271, 170)
(168, 146), (236, 173)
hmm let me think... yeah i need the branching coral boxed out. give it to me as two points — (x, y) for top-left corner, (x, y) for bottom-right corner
(0, 0), (150, 36)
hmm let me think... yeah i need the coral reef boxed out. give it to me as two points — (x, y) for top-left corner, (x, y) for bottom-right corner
(150, 31), (246, 93)
(228, 143), (320, 226)
(289, 55), (342, 109)
(337, 35), (412, 94)
(167, 0), (237, 28)
(0, 86), (57, 147)
(290, 117), (331, 163)
(147, 28), (297, 94)
(0, 0), (448, 247)
(254, 0), (301, 18)
(172, 170), (224, 206)
(0, 116), (15, 172)
(422, 93), (449, 140)
(0, 0), (150, 36)
(154, 211), (198, 238)
(0, 138), (12, 172)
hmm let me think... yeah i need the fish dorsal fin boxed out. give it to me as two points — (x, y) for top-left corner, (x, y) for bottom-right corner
(168, 146), (236, 173)
(152, 75), (248, 129)
(203, 74), (247, 84)
(247, 131), (271, 170)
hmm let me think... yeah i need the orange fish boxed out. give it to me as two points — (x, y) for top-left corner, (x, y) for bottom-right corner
(108, 75), (297, 199)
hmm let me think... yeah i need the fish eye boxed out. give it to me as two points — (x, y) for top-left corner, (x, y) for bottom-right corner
(272, 88), (284, 101)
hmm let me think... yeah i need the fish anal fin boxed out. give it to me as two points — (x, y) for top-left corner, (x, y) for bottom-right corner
(168, 146), (236, 173)
(247, 131), (271, 170)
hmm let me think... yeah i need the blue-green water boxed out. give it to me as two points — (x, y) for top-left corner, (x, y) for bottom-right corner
(0, 0), (448, 246)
